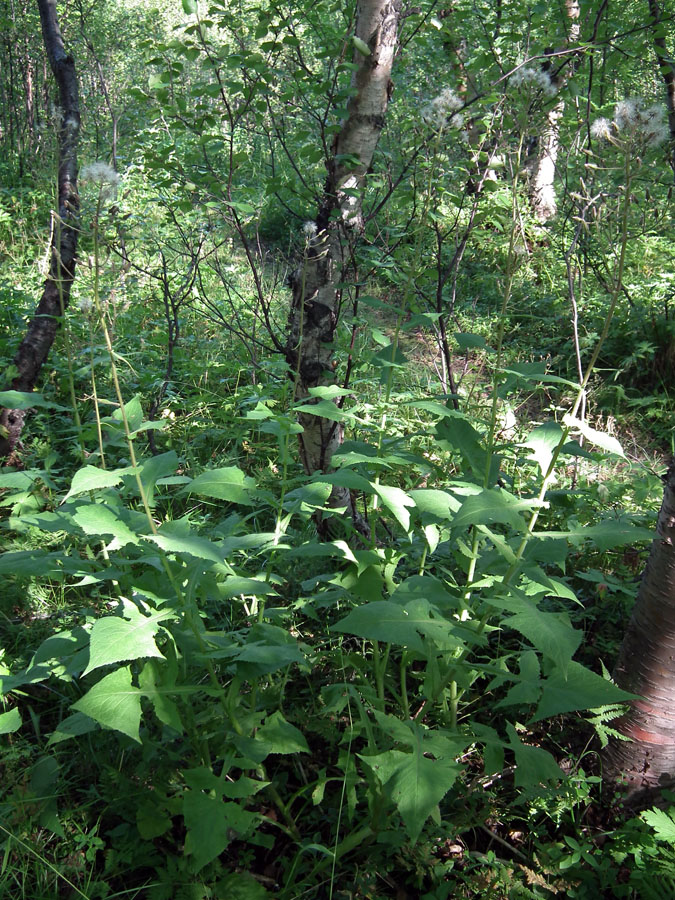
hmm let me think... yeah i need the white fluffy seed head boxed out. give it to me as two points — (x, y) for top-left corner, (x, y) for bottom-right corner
(509, 66), (557, 98)
(421, 87), (464, 129)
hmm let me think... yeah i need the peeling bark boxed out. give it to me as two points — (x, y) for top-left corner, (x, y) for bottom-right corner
(530, 0), (580, 223)
(285, 0), (401, 534)
(0, 0), (80, 461)
(602, 458), (675, 803)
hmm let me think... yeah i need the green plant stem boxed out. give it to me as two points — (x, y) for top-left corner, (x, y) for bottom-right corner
(53, 208), (85, 461)
(505, 149), (634, 579)
(400, 654), (410, 718)
(426, 150), (636, 722)
(88, 316), (106, 467)
(372, 640), (386, 711)
(463, 136), (525, 602)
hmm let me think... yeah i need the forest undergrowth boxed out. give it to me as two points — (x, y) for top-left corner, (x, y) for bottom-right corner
(2, 0), (675, 897)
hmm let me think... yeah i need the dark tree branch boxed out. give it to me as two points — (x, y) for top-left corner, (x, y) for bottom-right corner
(0, 0), (80, 461)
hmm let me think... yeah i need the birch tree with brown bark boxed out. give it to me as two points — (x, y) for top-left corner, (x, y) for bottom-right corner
(602, 458), (675, 803)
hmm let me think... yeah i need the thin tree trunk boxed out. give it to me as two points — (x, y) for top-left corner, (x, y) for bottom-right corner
(0, 0), (80, 461)
(647, 0), (675, 176)
(602, 458), (675, 803)
(530, 0), (580, 222)
(285, 0), (401, 533)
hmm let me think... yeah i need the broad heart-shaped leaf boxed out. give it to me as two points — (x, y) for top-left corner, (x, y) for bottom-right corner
(307, 385), (352, 400)
(47, 712), (98, 746)
(183, 792), (257, 873)
(255, 711), (310, 755)
(523, 421), (564, 476)
(293, 398), (355, 423)
(146, 531), (226, 565)
(574, 520), (654, 552)
(0, 550), (59, 577)
(452, 488), (541, 532)
(331, 601), (425, 652)
(138, 660), (184, 734)
(408, 488), (460, 522)
(312, 470), (372, 493)
(72, 502), (140, 548)
(0, 390), (65, 410)
(435, 416), (500, 485)
(0, 470), (39, 491)
(563, 414), (625, 458)
(215, 872), (270, 899)
(539, 519), (655, 551)
(72, 666), (142, 743)
(136, 451), (179, 506)
(373, 483), (416, 532)
(454, 332), (494, 352)
(360, 749), (459, 843)
(63, 464), (133, 500)
(0, 707), (21, 734)
(532, 661), (636, 722)
(183, 466), (256, 505)
(112, 394), (144, 432)
(506, 723), (563, 788)
(231, 623), (307, 679)
(506, 606), (581, 675)
(83, 602), (170, 676)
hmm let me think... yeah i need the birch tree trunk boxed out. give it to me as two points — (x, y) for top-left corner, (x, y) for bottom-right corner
(0, 0), (80, 461)
(602, 458), (675, 803)
(285, 0), (401, 532)
(530, 0), (580, 222)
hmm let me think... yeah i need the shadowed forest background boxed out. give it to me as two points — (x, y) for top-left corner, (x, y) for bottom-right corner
(1, 0), (675, 897)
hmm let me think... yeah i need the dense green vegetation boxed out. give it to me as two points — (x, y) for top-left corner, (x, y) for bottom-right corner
(1, 0), (675, 896)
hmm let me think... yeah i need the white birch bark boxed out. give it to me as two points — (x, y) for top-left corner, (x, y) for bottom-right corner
(285, 0), (401, 533)
(530, 0), (580, 223)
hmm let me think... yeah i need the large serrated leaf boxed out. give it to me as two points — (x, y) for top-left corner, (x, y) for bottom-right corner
(408, 488), (460, 521)
(64, 465), (133, 500)
(0, 707), (21, 734)
(0, 390), (65, 410)
(146, 531), (225, 564)
(184, 466), (256, 505)
(72, 503), (140, 547)
(83, 603), (169, 675)
(331, 601), (425, 651)
(506, 606), (581, 674)
(453, 489), (540, 532)
(532, 661), (636, 721)
(506, 723), (563, 787)
(523, 421), (564, 476)
(184, 792), (257, 872)
(72, 667), (142, 742)
(294, 398), (355, 422)
(373, 483), (416, 531)
(563, 415), (625, 457)
(361, 749), (459, 842)
(47, 712), (98, 746)
(255, 711), (310, 755)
